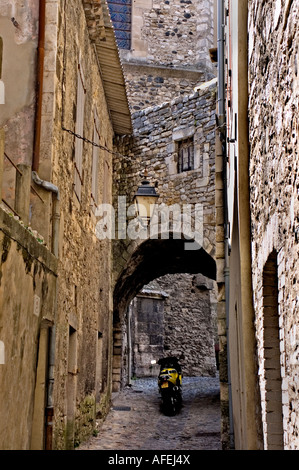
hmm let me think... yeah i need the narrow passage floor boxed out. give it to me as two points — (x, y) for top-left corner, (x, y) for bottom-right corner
(78, 375), (221, 451)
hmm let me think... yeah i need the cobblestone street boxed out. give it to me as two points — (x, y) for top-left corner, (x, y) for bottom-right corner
(78, 375), (221, 451)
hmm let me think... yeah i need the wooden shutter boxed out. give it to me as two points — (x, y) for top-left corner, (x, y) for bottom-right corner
(74, 63), (85, 201)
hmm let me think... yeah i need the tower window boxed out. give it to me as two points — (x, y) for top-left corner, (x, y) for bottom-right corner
(178, 137), (194, 173)
(107, 0), (132, 50)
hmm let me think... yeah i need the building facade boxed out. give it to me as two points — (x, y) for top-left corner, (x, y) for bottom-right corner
(221, 0), (299, 450)
(0, 0), (131, 450)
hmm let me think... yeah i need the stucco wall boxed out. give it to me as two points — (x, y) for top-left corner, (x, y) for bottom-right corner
(0, 1), (38, 166)
(0, 207), (57, 449)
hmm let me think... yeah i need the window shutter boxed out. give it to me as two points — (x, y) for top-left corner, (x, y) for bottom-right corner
(74, 63), (85, 201)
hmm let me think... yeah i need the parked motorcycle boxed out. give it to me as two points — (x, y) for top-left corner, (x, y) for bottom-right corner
(152, 356), (182, 416)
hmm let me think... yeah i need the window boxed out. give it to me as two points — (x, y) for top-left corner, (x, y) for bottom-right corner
(0, 36), (4, 104)
(91, 111), (100, 211)
(74, 61), (85, 201)
(66, 325), (77, 449)
(103, 157), (110, 204)
(0, 37), (2, 75)
(177, 137), (194, 173)
(107, 0), (132, 50)
(0, 341), (4, 365)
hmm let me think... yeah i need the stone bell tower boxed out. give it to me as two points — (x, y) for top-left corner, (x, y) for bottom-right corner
(107, 0), (216, 110)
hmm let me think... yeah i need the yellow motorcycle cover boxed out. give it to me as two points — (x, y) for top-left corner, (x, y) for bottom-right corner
(160, 368), (182, 386)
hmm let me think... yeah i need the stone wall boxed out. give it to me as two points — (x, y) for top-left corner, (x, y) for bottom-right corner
(248, 0), (299, 450)
(122, 64), (205, 112)
(158, 273), (217, 376)
(129, 273), (217, 380)
(0, 0), (128, 450)
(0, 0), (58, 450)
(113, 83), (217, 292)
(122, 0), (214, 68)
(112, 83), (217, 393)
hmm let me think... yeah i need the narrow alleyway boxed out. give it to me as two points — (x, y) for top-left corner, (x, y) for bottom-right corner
(78, 375), (221, 451)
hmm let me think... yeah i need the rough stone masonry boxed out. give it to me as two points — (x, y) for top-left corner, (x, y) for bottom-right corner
(248, 0), (299, 449)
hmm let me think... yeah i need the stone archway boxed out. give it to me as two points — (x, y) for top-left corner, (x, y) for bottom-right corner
(112, 234), (216, 391)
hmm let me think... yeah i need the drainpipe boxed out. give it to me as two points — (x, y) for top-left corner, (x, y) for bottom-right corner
(32, 1), (59, 450)
(217, 0), (234, 449)
(32, 0), (60, 258)
(32, 171), (60, 451)
(127, 305), (132, 386)
(45, 325), (56, 450)
(217, 0), (225, 132)
(33, 0), (46, 173)
(32, 171), (60, 257)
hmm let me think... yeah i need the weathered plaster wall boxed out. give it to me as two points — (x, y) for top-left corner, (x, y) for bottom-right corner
(248, 0), (299, 450)
(0, 207), (57, 449)
(0, 1), (39, 220)
(0, 1), (38, 165)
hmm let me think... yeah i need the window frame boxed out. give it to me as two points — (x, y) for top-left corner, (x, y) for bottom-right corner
(177, 137), (195, 173)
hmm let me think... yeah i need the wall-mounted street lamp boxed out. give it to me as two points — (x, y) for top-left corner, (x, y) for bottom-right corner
(133, 170), (159, 225)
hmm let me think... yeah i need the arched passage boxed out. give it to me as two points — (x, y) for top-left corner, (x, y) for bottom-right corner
(112, 235), (216, 391)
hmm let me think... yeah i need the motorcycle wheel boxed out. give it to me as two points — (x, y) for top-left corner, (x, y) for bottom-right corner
(162, 396), (177, 416)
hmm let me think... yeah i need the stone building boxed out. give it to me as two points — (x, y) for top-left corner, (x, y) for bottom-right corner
(106, 0), (223, 440)
(0, 0), (131, 450)
(105, 0), (228, 446)
(107, 0), (216, 111)
(248, 0), (298, 450)
(111, 82), (217, 393)
(129, 274), (217, 380)
(218, 0), (299, 450)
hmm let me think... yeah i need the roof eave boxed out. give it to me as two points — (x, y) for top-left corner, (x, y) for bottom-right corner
(83, 0), (133, 136)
